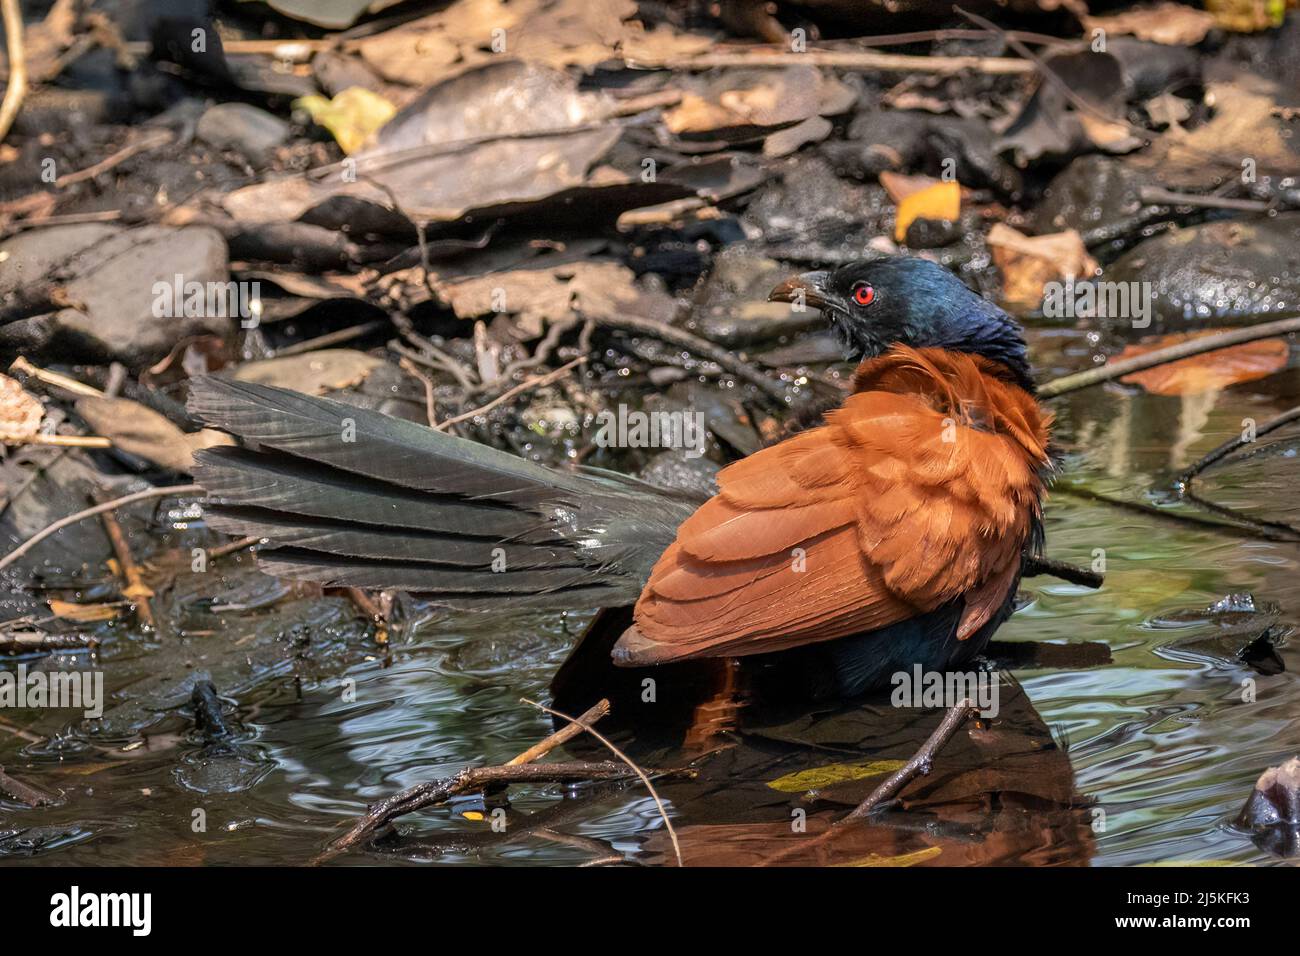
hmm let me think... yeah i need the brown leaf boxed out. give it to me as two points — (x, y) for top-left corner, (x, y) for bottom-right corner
(75, 396), (233, 473)
(437, 262), (675, 337)
(232, 349), (384, 395)
(1118, 332), (1290, 395)
(987, 224), (1099, 307)
(1084, 4), (1217, 46)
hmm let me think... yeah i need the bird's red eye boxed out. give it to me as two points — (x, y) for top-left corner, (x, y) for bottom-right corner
(853, 284), (875, 306)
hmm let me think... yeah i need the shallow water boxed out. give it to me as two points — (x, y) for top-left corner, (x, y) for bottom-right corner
(2, 328), (1299, 866)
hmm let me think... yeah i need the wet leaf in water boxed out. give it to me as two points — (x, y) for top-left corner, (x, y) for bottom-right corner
(834, 846), (943, 867)
(767, 759), (905, 793)
(1117, 331), (1289, 395)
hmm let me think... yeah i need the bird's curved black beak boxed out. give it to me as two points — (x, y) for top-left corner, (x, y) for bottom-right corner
(768, 271), (835, 311)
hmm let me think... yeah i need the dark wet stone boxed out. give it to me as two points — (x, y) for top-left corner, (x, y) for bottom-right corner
(904, 216), (962, 249)
(173, 749), (275, 794)
(1103, 213), (1300, 330)
(662, 379), (761, 456)
(1238, 757), (1300, 856)
(1150, 593), (1287, 676)
(1107, 38), (1202, 100)
(639, 449), (720, 498)
(196, 103), (291, 164)
(742, 155), (893, 264)
(830, 110), (1021, 200)
(1032, 156), (1164, 248)
(0, 223), (233, 367)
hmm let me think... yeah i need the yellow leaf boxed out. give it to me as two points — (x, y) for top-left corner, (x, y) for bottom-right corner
(294, 88), (396, 155)
(894, 181), (960, 243)
(767, 759), (906, 793)
(1140, 859), (1250, 867)
(836, 846), (943, 867)
(48, 599), (123, 623)
(461, 810), (484, 821)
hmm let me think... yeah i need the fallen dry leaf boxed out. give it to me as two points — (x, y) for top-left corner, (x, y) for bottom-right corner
(1084, 4), (1218, 46)
(1117, 331), (1290, 395)
(438, 261), (675, 337)
(894, 181), (961, 243)
(0, 373), (44, 442)
(987, 224), (1099, 307)
(76, 395), (233, 473)
(232, 349), (384, 395)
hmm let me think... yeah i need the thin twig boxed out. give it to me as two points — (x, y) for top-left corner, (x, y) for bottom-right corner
(596, 314), (792, 404)
(636, 49), (1035, 75)
(317, 699), (612, 862)
(434, 357), (586, 431)
(1037, 317), (1300, 399)
(0, 0), (26, 143)
(522, 697), (683, 867)
(1137, 187), (1272, 213)
(397, 356), (439, 428)
(206, 535), (261, 560)
(55, 129), (173, 187)
(272, 319), (388, 358)
(839, 700), (976, 823)
(0, 484), (202, 572)
(9, 356), (104, 397)
(1053, 482), (1300, 543)
(98, 503), (155, 630)
(317, 760), (660, 863)
(507, 699), (611, 766)
(0, 631), (98, 654)
(1176, 406), (1300, 490)
(4, 433), (111, 449)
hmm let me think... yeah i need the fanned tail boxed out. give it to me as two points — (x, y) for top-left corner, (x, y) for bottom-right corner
(188, 378), (692, 608)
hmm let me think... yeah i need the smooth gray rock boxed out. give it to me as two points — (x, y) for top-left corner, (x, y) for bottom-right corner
(197, 102), (291, 164)
(0, 223), (234, 367)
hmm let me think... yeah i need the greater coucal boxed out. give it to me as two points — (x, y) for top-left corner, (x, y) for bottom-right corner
(190, 257), (1050, 695)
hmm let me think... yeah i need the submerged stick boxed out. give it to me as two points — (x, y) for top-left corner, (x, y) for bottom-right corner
(1176, 405), (1300, 489)
(839, 700), (977, 823)
(318, 699), (614, 862)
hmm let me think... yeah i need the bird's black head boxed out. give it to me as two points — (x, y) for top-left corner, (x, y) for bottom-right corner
(769, 257), (1035, 391)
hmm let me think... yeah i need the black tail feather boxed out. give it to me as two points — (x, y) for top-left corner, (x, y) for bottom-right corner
(188, 377), (692, 607)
